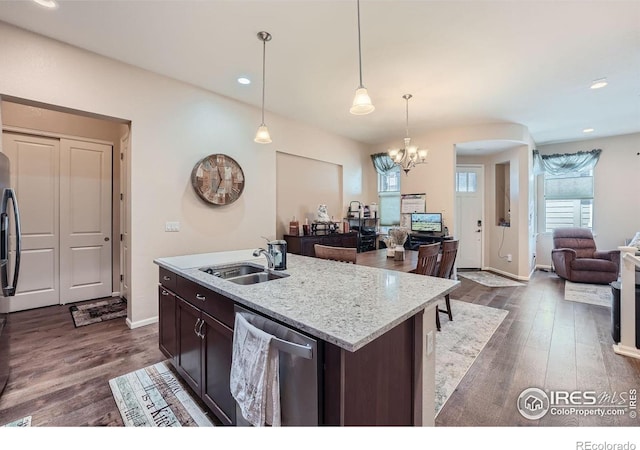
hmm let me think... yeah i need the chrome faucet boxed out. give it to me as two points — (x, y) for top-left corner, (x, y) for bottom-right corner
(253, 248), (275, 270)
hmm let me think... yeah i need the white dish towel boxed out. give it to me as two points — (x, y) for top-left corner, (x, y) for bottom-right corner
(230, 312), (281, 426)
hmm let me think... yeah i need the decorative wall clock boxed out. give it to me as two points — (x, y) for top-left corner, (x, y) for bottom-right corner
(191, 154), (245, 205)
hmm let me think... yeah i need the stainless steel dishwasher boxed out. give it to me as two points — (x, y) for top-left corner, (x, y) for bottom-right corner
(234, 305), (319, 426)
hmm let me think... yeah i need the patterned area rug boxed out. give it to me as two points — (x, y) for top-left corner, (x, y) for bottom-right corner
(564, 281), (612, 307)
(2, 416), (31, 427)
(109, 361), (214, 427)
(457, 271), (525, 287)
(435, 299), (508, 415)
(69, 297), (127, 327)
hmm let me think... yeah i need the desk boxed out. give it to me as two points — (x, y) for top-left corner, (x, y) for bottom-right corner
(357, 249), (418, 272)
(407, 233), (452, 250)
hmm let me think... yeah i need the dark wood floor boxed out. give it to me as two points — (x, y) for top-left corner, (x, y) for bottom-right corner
(436, 270), (640, 426)
(1, 270), (639, 426)
(0, 299), (165, 426)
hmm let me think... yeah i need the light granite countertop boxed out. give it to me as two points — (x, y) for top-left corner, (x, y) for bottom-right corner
(154, 249), (460, 352)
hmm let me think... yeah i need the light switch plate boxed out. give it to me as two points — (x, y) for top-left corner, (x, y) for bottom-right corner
(165, 221), (180, 232)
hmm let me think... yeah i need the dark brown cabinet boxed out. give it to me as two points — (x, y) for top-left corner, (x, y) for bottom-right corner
(201, 312), (235, 423)
(158, 286), (177, 359)
(284, 232), (358, 257)
(176, 297), (236, 425)
(176, 297), (203, 393)
(159, 272), (236, 426)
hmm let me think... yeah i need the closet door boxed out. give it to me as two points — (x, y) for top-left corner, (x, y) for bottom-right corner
(59, 139), (112, 303)
(1, 132), (60, 312)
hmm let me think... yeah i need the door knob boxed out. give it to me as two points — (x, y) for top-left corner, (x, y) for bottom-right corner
(104, 237), (110, 241)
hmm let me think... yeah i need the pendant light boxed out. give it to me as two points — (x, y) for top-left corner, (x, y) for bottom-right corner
(388, 94), (428, 174)
(255, 31), (272, 144)
(350, 0), (375, 115)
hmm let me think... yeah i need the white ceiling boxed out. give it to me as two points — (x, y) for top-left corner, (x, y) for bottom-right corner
(0, 0), (639, 147)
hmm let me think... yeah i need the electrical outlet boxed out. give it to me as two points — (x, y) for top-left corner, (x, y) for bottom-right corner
(165, 221), (180, 232)
(507, 254), (512, 262)
(426, 331), (434, 355)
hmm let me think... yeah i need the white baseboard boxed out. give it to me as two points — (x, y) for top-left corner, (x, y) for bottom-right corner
(535, 264), (553, 271)
(111, 291), (120, 297)
(126, 315), (158, 330)
(485, 266), (530, 281)
(612, 343), (640, 360)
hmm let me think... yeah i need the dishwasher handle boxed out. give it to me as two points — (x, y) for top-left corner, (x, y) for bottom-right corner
(236, 312), (313, 360)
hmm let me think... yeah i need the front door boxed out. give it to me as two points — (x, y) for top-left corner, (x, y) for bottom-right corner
(455, 165), (484, 269)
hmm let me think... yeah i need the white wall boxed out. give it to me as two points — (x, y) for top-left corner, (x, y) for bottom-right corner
(0, 23), (370, 326)
(537, 133), (640, 256)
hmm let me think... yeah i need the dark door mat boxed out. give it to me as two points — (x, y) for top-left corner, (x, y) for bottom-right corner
(69, 297), (127, 328)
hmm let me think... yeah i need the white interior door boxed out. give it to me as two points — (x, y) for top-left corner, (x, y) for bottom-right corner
(60, 139), (112, 303)
(1, 132), (60, 312)
(456, 165), (484, 269)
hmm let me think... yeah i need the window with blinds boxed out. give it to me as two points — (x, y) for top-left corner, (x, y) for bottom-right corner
(544, 170), (593, 232)
(378, 166), (401, 227)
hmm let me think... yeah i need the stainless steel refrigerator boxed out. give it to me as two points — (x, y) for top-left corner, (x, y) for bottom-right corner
(0, 152), (21, 398)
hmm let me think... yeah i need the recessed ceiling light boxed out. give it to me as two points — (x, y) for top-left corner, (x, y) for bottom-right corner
(32, 0), (59, 9)
(590, 78), (608, 89)
(237, 77), (251, 85)
(583, 128), (595, 133)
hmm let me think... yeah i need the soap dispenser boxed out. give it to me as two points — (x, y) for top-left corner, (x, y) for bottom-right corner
(267, 240), (287, 270)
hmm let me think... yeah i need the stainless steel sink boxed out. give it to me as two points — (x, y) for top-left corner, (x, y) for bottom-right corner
(199, 263), (289, 285)
(199, 263), (265, 279)
(227, 271), (288, 285)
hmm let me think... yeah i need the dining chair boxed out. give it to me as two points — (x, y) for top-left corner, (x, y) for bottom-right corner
(413, 243), (441, 276)
(313, 244), (357, 264)
(434, 239), (459, 331)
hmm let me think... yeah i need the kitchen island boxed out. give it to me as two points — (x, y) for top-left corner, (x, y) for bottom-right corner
(155, 249), (459, 426)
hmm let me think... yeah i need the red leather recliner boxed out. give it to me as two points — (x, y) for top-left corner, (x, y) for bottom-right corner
(551, 228), (620, 284)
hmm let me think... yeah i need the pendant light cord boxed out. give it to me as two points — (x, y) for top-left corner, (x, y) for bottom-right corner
(261, 37), (266, 125)
(356, 0), (363, 88)
(403, 94), (412, 138)
(405, 96), (409, 138)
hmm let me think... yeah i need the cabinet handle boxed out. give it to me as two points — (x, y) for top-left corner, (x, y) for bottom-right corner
(196, 293), (206, 301)
(161, 289), (169, 296)
(198, 320), (205, 340)
(163, 275), (171, 281)
(194, 318), (201, 337)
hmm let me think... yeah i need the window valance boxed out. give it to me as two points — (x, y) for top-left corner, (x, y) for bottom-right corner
(533, 149), (601, 176)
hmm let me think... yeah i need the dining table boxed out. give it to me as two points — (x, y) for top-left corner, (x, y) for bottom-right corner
(356, 248), (419, 272)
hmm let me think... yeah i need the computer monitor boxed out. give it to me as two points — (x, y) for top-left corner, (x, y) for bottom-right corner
(410, 213), (443, 233)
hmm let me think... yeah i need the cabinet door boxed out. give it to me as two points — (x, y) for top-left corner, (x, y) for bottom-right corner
(201, 312), (236, 425)
(300, 237), (321, 256)
(176, 297), (203, 395)
(158, 286), (177, 359)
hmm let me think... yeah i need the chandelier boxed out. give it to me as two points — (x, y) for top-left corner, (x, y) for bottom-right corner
(388, 94), (428, 174)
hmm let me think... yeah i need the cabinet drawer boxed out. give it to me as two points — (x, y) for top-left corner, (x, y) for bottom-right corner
(176, 276), (235, 329)
(159, 267), (177, 291)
